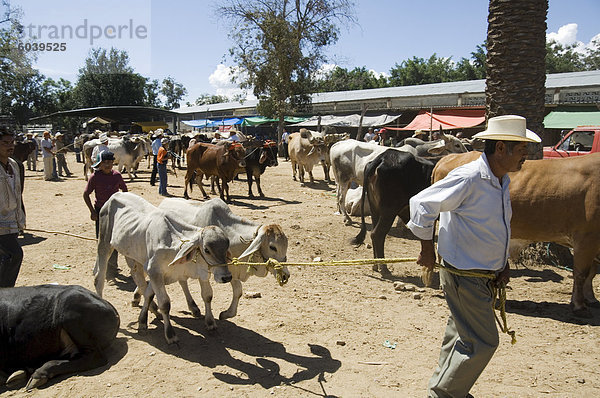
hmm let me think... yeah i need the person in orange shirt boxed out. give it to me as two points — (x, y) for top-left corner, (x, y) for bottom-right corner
(157, 138), (171, 196)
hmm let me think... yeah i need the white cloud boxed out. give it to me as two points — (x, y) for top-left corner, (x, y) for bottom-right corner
(547, 23), (600, 54)
(314, 63), (338, 79)
(369, 69), (389, 79)
(547, 23), (579, 46)
(208, 64), (255, 100)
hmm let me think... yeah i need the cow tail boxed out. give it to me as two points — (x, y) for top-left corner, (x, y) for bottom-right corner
(188, 171), (195, 193)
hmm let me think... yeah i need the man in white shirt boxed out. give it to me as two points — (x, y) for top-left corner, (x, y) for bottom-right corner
(150, 129), (163, 186)
(0, 130), (25, 287)
(363, 127), (375, 142)
(91, 133), (110, 162)
(228, 129), (240, 142)
(407, 115), (541, 398)
(40, 130), (57, 181)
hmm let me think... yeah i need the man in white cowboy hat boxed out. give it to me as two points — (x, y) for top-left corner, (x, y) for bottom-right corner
(406, 115), (540, 398)
(91, 133), (110, 163)
(150, 129), (163, 186)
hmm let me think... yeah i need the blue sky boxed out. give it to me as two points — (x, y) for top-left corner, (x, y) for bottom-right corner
(9, 0), (600, 104)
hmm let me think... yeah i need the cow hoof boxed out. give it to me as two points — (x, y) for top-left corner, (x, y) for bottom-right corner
(300, 183), (306, 187)
(344, 219), (352, 226)
(205, 320), (217, 331)
(191, 307), (202, 318)
(6, 370), (27, 388)
(25, 376), (47, 391)
(372, 264), (379, 272)
(131, 298), (141, 307)
(219, 311), (233, 320)
(572, 307), (593, 319)
(166, 335), (180, 345)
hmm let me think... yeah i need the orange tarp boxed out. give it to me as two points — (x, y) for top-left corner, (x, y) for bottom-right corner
(386, 110), (485, 131)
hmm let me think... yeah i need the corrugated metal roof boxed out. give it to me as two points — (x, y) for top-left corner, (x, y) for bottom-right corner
(174, 70), (600, 115)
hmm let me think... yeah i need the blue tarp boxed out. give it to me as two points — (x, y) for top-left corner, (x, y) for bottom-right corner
(183, 118), (243, 128)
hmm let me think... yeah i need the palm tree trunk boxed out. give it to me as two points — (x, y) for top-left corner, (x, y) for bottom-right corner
(486, 0), (548, 158)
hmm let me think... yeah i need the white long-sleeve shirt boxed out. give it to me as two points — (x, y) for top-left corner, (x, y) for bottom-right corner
(407, 153), (511, 271)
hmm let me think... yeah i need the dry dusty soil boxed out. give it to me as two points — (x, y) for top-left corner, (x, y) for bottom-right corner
(3, 153), (600, 397)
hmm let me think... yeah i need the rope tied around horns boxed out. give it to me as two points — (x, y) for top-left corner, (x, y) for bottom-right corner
(229, 256), (516, 345)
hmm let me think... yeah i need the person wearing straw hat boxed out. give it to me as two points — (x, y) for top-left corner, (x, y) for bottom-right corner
(406, 115), (541, 398)
(91, 133), (110, 164)
(150, 129), (163, 186)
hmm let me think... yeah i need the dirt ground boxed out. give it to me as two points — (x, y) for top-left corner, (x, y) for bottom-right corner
(4, 152), (600, 397)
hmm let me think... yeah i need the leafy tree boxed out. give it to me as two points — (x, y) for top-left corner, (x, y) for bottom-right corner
(0, 1), (46, 126)
(73, 48), (147, 107)
(454, 43), (487, 81)
(219, 0), (356, 140)
(160, 76), (187, 109)
(144, 78), (161, 108)
(193, 93), (230, 106)
(316, 66), (388, 92)
(389, 54), (456, 86)
(583, 38), (600, 70)
(545, 40), (585, 73)
(486, 0), (548, 158)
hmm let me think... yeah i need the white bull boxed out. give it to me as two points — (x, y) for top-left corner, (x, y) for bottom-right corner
(83, 137), (146, 181)
(158, 197), (289, 325)
(93, 192), (232, 344)
(288, 131), (328, 184)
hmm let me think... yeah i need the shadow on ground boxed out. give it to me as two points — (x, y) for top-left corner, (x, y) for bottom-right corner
(121, 316), (341, 394)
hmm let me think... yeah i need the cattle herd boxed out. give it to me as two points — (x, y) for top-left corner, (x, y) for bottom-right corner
(1, 128), (599, 392)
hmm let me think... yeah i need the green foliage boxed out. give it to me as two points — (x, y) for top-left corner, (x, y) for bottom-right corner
(73, 48), (147, 107)
(583, 39), (600, 70)
(316, 66), (388, 92)
(219, 0), (356, 125)
(389, 53), (473, 86)
(545, 40), (585, 73)
(193, 93), (230, 106)
(144, 79), (161, 108)
(160, 76), (187, 109)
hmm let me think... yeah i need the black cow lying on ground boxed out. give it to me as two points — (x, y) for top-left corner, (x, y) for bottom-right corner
(0, 285), (119, 391)
(351, 149), (435, 275)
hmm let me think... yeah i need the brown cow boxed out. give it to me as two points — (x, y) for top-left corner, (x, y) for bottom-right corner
(184, 142), (246, 203)
(430, 151), (600, 317)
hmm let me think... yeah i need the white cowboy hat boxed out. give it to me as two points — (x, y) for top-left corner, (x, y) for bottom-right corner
(99, 133), (109, 143)
(473, 115), (541, 143)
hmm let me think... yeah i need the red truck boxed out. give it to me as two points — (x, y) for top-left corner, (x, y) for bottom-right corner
(543, 126), (600, 158)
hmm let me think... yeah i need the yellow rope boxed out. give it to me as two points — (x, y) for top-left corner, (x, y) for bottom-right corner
(229, 256), (516, 344)
(20, 228), (518, 343)
(24, 228), (97, 241)
(435, 263), (516, 345)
